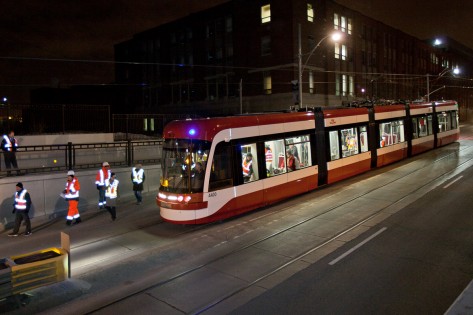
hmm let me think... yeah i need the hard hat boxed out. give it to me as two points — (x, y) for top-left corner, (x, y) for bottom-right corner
(67, 170), (75, 176)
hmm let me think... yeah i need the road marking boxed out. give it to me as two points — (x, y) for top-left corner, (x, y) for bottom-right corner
(443, 175), (463, 189)
(329, 227), (387, 265)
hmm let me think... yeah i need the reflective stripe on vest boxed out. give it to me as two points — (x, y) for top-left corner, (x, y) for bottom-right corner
(265, 149), (273, 162)
(65, 178), (79, 199)
(3, 135), (16, 152)
(105, 179), (119, 199)
(95, 168), (110, 185)
(15, 189), (28, 210)
(132, 168), (144, 184)
(242, 159), (252, 176)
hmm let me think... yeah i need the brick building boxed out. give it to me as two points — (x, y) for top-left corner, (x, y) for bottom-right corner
(114, 0), (473, 119)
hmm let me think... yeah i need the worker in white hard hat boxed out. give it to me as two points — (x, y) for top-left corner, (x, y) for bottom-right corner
(63, 170), (81, 225)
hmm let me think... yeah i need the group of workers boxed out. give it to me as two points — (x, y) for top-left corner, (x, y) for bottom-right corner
(7, 162), (146, 237)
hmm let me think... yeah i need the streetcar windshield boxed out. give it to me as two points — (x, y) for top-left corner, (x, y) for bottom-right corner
(160, 139), (210, 193)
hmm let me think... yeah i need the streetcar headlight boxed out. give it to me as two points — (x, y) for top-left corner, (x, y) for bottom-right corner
(158, 193), (167, 199)
(168, 195), (178, 201)
(177, 195), (184, 202)
(184, 196), (192, 202)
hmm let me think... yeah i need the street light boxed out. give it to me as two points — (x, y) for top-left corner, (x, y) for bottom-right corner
(298, 24), (342, 110)
(426, 67), (460, 102)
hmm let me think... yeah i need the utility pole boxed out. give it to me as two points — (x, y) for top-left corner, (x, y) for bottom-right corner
(298, 24), (303, 110)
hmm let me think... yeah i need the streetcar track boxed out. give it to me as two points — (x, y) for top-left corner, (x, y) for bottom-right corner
(82, 141), (473, 314)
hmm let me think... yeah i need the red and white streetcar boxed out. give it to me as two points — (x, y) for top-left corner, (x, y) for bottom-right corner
(157, 100), (459, 224)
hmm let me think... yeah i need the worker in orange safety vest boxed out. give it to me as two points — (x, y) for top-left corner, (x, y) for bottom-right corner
(64, 170), (81, 225)
(95, 161), (111, 208)
(242, 152), (254, 182)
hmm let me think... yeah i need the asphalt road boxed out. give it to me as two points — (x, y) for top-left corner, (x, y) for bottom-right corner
(232, 160), (473, 314)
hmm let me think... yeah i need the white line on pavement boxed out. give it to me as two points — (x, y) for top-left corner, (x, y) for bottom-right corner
(329, 227), (387, 266)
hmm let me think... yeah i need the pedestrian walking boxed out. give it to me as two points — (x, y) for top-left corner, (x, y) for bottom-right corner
(95, 161), (111, 209)
(8, 182), (32, 236)
(1, 130), (20, 176)
(105, 172), (119, 220)
(131, 163), (145, 205)
(64, 170), (81, 225)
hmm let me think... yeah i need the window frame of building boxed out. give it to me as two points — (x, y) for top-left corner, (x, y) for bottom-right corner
(309, 71), (314, 94)
(307, 3), (314, 22)
(335, 43), (347, 60)
(263, 73), (272, 94)
(261, 4), (271, 24)
(261, 35), (271, 56)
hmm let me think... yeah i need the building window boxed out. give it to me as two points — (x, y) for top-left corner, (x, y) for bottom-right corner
(334, 13), (351, 34)
(307, 4), (314, 22)
(334, 43), (347, 60)
(261, 36), (271, 56)
(335, 74), (353, 96)
(342, 74), (347, 96)
(335, 74), (340, 96)
(261, 4), (271, 23)
(309, 71), (314, 94)
(349, 75), (354, 96)
(226, 16), (233, 32)
(263, 73), (272, 94)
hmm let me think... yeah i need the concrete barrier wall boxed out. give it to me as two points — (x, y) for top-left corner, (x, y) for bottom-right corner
(0, 165), (161, 232)
(16, 133), (114, 146)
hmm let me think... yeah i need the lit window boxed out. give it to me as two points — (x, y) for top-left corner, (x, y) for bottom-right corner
(335, 74), (340, 96)
(334, 43), (347, 60)
(334, 13), (339, 30)
(342, 74), (347, 96)
(309, 71), (314, 94)
(307, 4), (314, 22)
(341, 16), (347, 32)
(263, 74), (272, 94)
(349, 76), (354, 96)
(261, 4), (271, 23)
(334, 13), (351, 34)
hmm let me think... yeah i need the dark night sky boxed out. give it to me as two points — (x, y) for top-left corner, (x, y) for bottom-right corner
(0, 0), (470, 103)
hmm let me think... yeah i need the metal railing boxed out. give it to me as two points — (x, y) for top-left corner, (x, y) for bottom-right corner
(0, 140), (162, 176)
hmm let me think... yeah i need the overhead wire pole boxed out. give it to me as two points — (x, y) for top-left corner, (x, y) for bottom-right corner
(298, 24), (303, 110)
(426, 67), (460, 102)
(298, 24), (342, 111)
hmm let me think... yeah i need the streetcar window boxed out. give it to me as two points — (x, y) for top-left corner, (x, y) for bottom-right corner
(451, 111), (458, 129)
(427, 115), (433, 135)
(209, 142), (233, 191)
(241, 143), (259, 183)
(285, 135), (312, 170)
(412, 115), (431, 139)
(412, 118), (419, 139)
(340, 128), (359, 158)
(161, 139), (211, 193)
(359, 125), (369, 153)
(265, 139), (286, 177)
(437, 112), (449, 132)
(329, 131), (340, 160)
(379, 120), (405, 147)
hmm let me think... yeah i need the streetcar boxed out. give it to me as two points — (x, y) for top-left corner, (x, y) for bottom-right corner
(157, 100), (459, 224)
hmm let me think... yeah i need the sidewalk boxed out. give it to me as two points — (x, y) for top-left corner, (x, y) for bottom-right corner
(1, 191), (161, 314)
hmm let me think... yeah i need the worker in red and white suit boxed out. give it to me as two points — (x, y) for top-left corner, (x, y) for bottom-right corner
(64, 170), (81, 225)
(95, 161), (111, 209)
